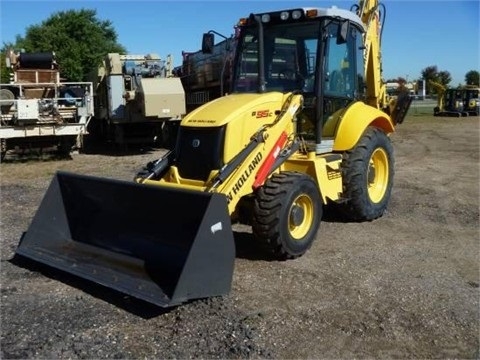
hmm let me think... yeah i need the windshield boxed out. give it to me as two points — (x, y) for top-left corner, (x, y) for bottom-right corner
(232, 21), (321, 93)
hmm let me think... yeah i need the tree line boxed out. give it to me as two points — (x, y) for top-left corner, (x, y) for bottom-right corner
(420, 66), (479, 95)
(1, 9), (125, 83)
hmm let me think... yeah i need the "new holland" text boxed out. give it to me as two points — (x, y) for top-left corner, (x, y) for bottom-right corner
(226, 152), (263, 203)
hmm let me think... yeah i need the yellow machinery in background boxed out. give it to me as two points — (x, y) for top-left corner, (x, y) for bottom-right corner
(429, 80), (475, 117)
(463, 86), (479, 116)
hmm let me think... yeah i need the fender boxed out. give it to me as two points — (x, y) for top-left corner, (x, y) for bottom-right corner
(332, 101), (395, 151)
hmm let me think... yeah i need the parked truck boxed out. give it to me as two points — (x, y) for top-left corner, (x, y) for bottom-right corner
(87, 53), (186, 148)
(174, 34), (236, 113)
(0, 51), (94, 160)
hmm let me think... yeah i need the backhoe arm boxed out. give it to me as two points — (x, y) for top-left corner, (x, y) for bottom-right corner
(354, 0), (386, 110)
(428, 80), (446, 110)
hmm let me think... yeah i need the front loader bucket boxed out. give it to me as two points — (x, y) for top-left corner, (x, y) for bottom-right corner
(15, 171), (235, 308)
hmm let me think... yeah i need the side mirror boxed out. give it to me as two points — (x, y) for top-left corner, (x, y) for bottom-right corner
(202, 33), (214, 54)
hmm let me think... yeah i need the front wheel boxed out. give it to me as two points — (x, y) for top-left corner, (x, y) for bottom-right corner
(252, 172), (322, 259)
(339, 126), (394, 221)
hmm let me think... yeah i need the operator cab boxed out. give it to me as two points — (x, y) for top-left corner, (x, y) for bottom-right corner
(463, 88), (479, 115)
(444, 88), (465, 112)
(231, 7), (366, 141)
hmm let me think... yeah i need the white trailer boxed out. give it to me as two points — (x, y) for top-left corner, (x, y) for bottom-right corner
(0, 51), (94, 160)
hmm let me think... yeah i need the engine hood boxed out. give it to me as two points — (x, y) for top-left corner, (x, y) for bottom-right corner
(181, 92), (288, 127)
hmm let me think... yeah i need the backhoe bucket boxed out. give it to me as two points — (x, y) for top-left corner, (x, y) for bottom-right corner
(15, 171), (235, 307)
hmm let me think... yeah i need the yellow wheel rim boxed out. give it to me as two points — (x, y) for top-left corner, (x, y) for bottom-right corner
(288, 194), (314, 240)
(367, 147), (389, 203)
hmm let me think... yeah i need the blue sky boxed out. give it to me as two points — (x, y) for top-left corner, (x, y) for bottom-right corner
(1, 0), (479, 85)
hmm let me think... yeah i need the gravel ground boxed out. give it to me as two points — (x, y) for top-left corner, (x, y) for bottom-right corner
(1, 113), (479, 359)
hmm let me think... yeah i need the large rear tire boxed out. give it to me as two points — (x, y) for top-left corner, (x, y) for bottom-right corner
(252, 172), (322, 259)
(339, 126), (394, 221)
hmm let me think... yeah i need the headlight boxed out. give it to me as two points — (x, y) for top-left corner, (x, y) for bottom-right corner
(292, 10), (302, 20)
(261, 14), (271, 23)
(280, 11), (289, 20)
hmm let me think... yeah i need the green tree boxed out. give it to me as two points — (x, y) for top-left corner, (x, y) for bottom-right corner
(437, 70), (452, 87)
(421, 66), (452, 94)
(421, 65), (438, 94)
(0, 42), (15, 83)
(14, 9), (126, 81)
(0, 54), (9, 83)
(465, 70), (479, 86)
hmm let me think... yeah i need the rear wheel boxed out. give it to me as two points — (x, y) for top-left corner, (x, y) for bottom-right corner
(57, 137), (75, 156)
(339, 126), (393, 221)
(1, 139), (6, 161)
(252, 172), (322, 259)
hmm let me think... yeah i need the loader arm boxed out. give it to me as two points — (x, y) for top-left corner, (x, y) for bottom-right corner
(142, 92), (304, 215)
(215, 94), (303, 213)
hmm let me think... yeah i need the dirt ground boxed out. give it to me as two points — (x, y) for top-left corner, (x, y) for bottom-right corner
(1, 110), (479, 359)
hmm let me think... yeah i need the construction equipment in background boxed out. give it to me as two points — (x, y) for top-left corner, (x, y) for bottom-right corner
(174, 32), (236, 113)
(385, 81), (416, 98)
(16, 1), (412, 308)
(0, 51), (94, 160)
(87, 53), (185, 148)
(463, 86), (479, 116)
(429, 80), (468, 117)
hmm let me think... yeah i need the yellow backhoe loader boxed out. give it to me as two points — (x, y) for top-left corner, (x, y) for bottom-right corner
(429, 80), (469, 117)
(15, 0), (411, 307)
